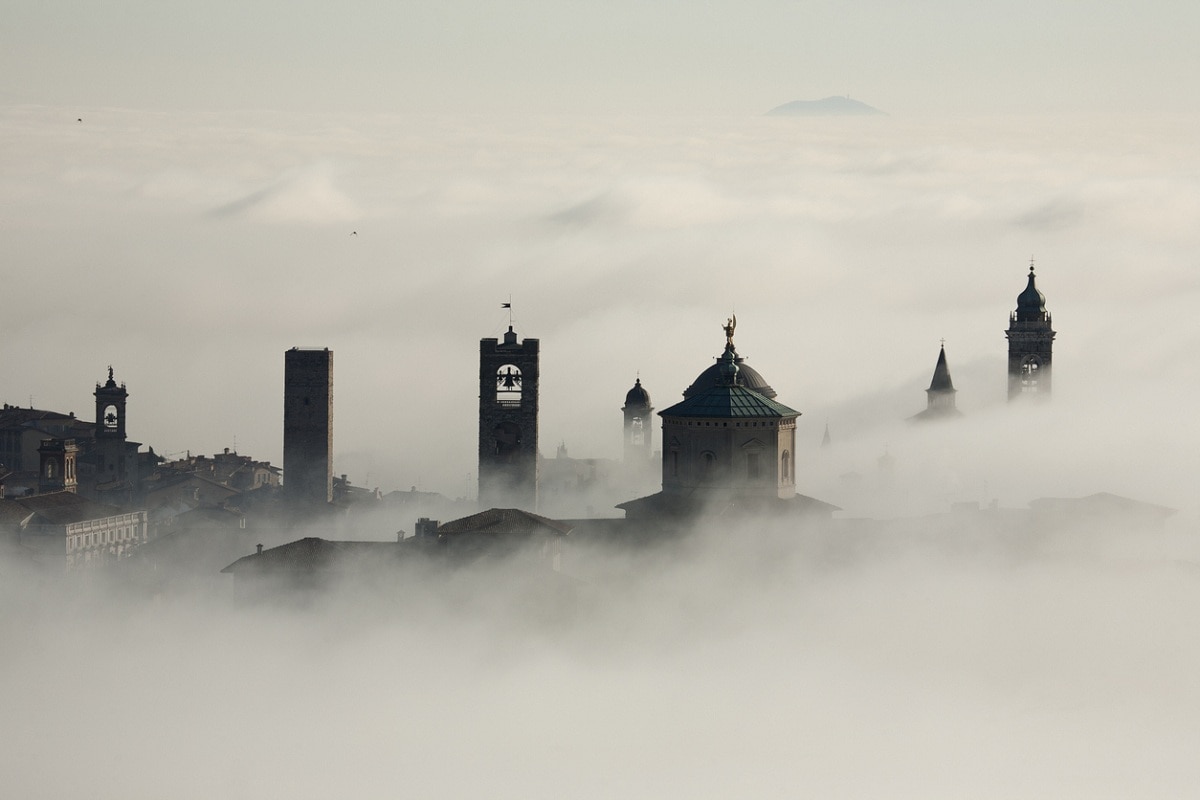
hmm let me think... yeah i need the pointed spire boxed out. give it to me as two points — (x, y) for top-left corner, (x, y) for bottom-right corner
(821, 422), (831, 448)
(928, 341), (956, 392)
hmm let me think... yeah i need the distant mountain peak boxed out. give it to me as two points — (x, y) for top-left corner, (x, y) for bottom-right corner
(766, 96), (885, 117)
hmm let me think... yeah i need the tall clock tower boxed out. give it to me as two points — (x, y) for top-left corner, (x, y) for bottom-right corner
(478, 325), (539, 511)
(1006, 262), (1056, 400)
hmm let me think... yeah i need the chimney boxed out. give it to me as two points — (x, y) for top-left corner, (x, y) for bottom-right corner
(256, 543), (263, 555)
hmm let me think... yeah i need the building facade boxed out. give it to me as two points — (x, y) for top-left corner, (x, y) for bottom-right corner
(283, 348), (333, 506)
(38, 438), (78, 493)
(0, 491), (149, 570)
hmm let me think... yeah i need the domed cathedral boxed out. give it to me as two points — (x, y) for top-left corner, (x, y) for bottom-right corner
(1006, 260), (1056, 400)
(618, 317), (838, 521)
(909, 342), (962, 422)
(478, 325), (540, 511)
(621, 377), (654, 464)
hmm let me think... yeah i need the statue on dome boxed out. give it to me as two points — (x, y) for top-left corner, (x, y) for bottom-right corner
(722, 314), (737, 348)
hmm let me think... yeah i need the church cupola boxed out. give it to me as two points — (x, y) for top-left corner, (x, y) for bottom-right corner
(1015, 267), (1049, 322)
(1005, 260), (1056, 400)
(656, 317), (800, 501)
(682, 315), (777, 399)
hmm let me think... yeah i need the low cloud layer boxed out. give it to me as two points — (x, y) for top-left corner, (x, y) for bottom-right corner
(4, 515), (1198, 798)
(1, 107), (1197, 523)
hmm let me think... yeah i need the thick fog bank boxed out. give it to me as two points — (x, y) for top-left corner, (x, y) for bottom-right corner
(2, 109), (1197, 507)
(4, 516), (1198, 798)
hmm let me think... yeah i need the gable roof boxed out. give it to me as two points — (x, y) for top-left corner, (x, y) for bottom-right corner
(616, 490), (839, 519)
(435, 508), (573, 537)
(221, 537), (409, 575)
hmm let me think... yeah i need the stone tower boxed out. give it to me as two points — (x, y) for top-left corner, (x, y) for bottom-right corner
(1006, 263), (1055, 400)
(910, 343), (962, 421)
(94, 367), (130, 480)
(622, 377), (654, 463)
(283, 348), (333, 506)
(478, 326), (539, 510)
(38, 438), (78, 494)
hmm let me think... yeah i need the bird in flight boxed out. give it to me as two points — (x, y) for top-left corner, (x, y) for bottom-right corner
(350, 231), (357, 236)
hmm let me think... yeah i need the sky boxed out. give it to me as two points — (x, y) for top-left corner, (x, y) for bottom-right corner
(4, 1), (1200, 115)
(4, 4), (1200, 797)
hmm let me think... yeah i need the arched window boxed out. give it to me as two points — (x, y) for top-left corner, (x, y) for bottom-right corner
(496, 365), (523, 406)
(781, 450), (791, 481)
(102, 404), (119, 429)
(1021, 356), (1041, 392)
(45, 459), (57, 479)
(701, 451), (716, 481)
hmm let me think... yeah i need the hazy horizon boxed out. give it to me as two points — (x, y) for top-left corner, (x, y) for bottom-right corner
(3, 105), (1198, 526)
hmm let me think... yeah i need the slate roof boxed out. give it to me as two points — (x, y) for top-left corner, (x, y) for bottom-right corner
(616, 490), (840, 519)
(0, 492), (128, 526)
(1028, 492), (1176, 519)
(659, 385), (799, 419)
(221, 538), (411, 574)
(435, 508), (572, 537)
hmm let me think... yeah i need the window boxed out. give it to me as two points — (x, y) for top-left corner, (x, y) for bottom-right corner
(747, 453), (761, 479)
(496, 365), (523, 406)
(1021, 357), (1041, 392)
(630, 417), (644, 446)
(781, 450), (791, 481)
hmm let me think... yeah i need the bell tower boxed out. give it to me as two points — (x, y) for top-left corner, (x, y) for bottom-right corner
(478, 325), (539, 510)
(94, 366), (127, 442)
(93, 366), (132, 482)
(622, 377), (654, 463)
(1006, 261), (1056, 400)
